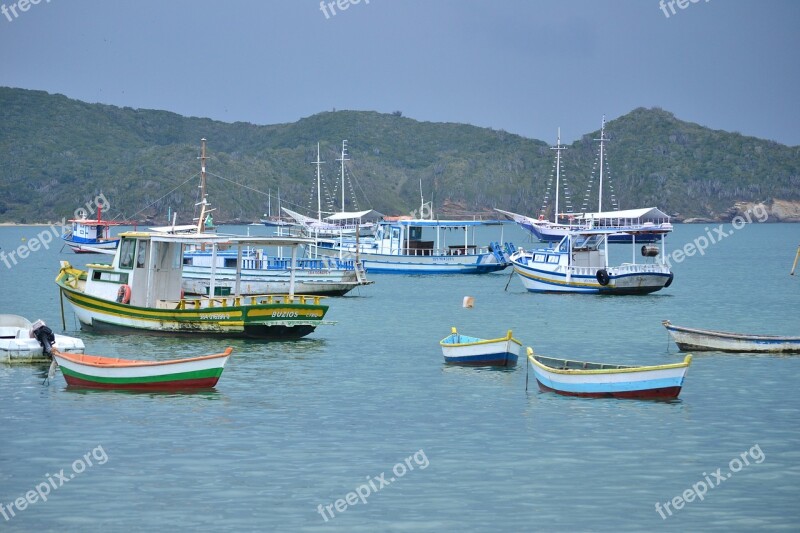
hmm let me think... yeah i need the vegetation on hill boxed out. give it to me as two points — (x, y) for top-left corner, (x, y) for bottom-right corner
(1, 87), (797, 224)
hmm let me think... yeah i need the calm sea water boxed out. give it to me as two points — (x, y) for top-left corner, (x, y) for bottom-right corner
(0, 222), (798, 532)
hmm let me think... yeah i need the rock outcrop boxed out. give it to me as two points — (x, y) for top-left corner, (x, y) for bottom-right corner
(728, 199), (800, 222)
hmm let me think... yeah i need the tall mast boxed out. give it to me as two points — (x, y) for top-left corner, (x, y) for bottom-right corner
(336, 140), (349, 212)
(550, 128), (566, 224)
(199, 137), (207, 232)
(419, 179), (424, 218)
(594, 116), (607, 213)
(313, 142), (325, 221)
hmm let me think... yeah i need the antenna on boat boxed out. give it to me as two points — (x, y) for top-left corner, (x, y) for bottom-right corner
(550, 128), (566, 224)
(314, 142), (325, 222)
(336, 140), (349, 212)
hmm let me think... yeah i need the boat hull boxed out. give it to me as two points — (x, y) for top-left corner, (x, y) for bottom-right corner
(440, 331), (521, 366)
(62, 237), (120, 254)
(0, 335), (85, 363)
(181, 266), (367, 297)
(0, 314), (85, 363)
(525, 222), (665, 244)
(53, 348), (231, 390)
(57, 277), (328, 340)
(312, 246), (508, 274)
(512, 261), (671, 294)
(663, 321), (800, 353)
(528, 352), (691, 400)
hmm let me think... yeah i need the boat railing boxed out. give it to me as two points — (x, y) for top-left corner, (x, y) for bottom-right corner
(239, 257), (356, 271)
(610, 263), (670, 274)
(176, 294), (325, 310)
(561, 262), (669, 277)
(394, 245), (491, 257)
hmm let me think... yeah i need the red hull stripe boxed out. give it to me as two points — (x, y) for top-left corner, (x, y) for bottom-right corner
(536, 381), (682, 400)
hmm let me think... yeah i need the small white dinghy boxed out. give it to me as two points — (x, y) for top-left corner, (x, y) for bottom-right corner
(0, 315), (85, 363)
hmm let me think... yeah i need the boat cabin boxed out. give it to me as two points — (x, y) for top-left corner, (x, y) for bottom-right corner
(66, 217), (114, 244)
(372, 219), (498, 257)
(84, 232), (230, 307)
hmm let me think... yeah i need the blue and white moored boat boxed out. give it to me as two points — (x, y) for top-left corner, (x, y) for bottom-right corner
(309, 218), (512, 274)
(62, 205), (124, 253)
(439, 327), (521, 366)
(509, 227), (673, 294)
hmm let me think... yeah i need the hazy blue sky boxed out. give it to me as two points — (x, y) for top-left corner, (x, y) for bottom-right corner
(1, 0), (798, 145)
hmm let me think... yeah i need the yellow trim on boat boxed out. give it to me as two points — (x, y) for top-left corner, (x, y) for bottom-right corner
(440, 327), (522, 347)
(515, 267), (600, 288)
(525, 347), (692, 374)
(60, 287), (244, 320)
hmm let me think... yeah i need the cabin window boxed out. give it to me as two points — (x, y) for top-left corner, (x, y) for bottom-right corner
(119, 239), (136, 269)
(533, 253), (546, 263)
(224, 258), (238, 268)
(408, 227), (422, 241)
(547, 255), (560, 264)
(136, 241), (147, 268)
(91, 271), (128, 284)
(392, 228), (401, 240)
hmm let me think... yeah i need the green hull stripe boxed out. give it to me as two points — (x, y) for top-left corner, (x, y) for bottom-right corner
(59, 366), (223, 384)
(57, 279), (327, 325)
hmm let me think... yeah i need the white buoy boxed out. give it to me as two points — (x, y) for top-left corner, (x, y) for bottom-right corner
(463, 296), (474, 308)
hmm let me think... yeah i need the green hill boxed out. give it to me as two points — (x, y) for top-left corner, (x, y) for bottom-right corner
(1, 87), (798, 223)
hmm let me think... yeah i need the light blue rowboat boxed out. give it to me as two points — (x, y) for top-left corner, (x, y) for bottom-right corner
(526, 348), (692, 400)
(439, 328), (521, 367)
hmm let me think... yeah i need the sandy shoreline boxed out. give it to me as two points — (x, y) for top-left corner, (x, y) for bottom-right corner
(0, 222), (63, 227)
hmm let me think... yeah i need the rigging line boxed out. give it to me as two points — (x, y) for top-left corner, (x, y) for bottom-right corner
(205, 170), (309, 212)
(345, 163), (371, 209)
(114, 172), (200, 221)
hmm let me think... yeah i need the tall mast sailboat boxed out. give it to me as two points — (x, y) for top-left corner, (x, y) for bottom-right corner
(496, 118), (673, 244)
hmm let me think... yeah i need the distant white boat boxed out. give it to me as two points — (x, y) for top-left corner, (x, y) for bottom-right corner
(62, 204), (125, 253)
(310, 217), (511, 274)
(282, 141), (382, 237)
(182, 247), (372, 296)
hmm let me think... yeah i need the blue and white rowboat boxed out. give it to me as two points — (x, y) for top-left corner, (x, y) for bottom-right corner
(440, 328), (521, 366)
(663, 320), (800, 353)
(526, 348), (692, 400)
